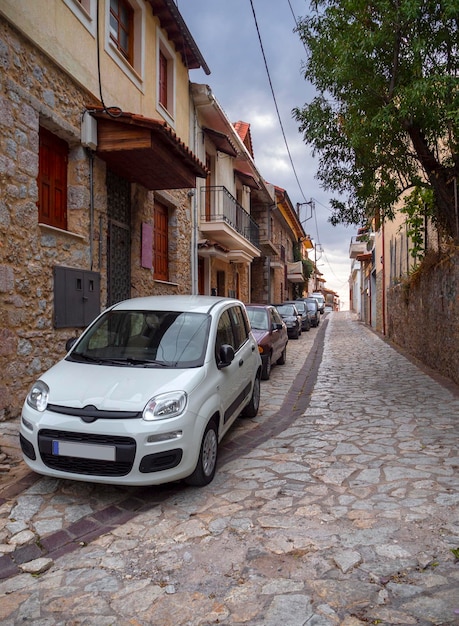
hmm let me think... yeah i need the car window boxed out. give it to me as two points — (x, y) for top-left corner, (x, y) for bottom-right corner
(247, 308), (269, 331)
(70, 310), (210, 367)
(270, 308), (283, 326)
(276, 304), (294, 315)
(228, 305), (249, 350)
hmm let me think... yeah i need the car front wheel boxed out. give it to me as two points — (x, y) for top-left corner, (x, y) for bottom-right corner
(185, 419), (218, 486)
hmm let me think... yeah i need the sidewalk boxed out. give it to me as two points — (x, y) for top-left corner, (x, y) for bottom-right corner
(1, 311), (459, 625)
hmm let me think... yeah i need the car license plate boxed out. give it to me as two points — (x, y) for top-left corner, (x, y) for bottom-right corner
(52, 440), (116, 461)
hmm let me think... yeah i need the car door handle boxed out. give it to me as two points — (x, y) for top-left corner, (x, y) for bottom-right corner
(239, 359), (244, 367)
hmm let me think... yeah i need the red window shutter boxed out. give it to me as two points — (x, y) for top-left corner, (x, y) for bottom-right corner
(159, 51), (168, 108)
(38, 128), (68, 230)
(154, 203), (168, 281)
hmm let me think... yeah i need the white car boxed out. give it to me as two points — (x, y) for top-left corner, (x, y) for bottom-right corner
(20, 296), (262, 487)
(311, 292), (325, 314)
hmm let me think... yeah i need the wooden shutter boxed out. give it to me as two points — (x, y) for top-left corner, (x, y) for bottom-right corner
(38, 127), (68, 230)
(154, 202), (168, 281)
(159, 51), (168, 108)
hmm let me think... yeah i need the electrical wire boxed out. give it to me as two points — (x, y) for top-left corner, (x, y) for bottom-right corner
(248, 0), (309, 204)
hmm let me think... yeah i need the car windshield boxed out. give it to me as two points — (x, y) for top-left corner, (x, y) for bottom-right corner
(276, 304), (295, 316)
(246, 308), (269, 331)
(68, 310), (211, 368)
(294, 302), (305, 313)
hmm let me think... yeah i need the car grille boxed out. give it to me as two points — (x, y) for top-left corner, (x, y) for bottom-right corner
(38, 429), (136, 477)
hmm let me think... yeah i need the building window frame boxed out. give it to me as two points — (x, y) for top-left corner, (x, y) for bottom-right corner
(156, 29), (176, 125)
(38, 127), (68, 231)
(63, 0), (96, 35)
(105, 0), (145, 91)
(109, 0), (134, 63)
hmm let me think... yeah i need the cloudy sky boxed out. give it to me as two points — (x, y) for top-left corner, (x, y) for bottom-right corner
(177, 0), (357, 309)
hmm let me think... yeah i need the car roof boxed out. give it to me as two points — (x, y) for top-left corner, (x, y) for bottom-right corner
(110, 295), (243, 315)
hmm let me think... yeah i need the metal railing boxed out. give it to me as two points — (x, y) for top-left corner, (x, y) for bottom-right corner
(200, 186), (259, 248)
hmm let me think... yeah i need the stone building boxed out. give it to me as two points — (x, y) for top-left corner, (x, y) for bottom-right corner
(251, 186), (312, 304)
(190, 84), (274, 302)
(0, 0), (208, 419)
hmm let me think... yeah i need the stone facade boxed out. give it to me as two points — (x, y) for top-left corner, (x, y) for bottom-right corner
(386, 249), (459, 386)
(0, 21), (192, 420)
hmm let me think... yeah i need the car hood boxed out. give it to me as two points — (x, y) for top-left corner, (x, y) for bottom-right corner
(250, 328), (269, 342)
(40, 359), (206, 412)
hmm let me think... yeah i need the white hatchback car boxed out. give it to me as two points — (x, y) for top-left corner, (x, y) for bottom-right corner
(20, 296), (262, 487)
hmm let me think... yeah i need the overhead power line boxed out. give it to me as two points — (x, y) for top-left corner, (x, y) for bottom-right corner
(248, 0), (309, 204)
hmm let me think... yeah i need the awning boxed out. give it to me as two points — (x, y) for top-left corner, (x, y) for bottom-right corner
(203, 128), (238, 157)
(234, 169), (260, 190)
(89, 108), (207, 190)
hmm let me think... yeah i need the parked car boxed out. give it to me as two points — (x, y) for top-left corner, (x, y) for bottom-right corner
(311, 292), (325, 314)
(273, 303), (302, 339)
(299, 298), (321, 327)
(20, 296), (262, 488)
(324, 305), (333, 313)
(284, 300), (311, 331)
(246, 304), (288, 380)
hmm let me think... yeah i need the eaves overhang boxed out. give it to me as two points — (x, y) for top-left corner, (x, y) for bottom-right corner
(147, 0), (210, 75)
(89, 108), (207, 190)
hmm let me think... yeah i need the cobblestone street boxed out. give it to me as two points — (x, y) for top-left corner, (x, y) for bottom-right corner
(1, 311), (459, 625)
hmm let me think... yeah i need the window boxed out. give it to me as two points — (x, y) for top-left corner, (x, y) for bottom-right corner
(38, 127), (68, 230)
(154, 202), (169, 281)
(105, 0), (144, 88)
(159, 51), (168, 109)
(215, 306), (249, 361)
(157, 33), (175, 121)
(110, 0), (133, 63)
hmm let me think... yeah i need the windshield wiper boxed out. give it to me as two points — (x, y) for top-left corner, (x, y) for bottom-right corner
(103, 357), (171, 367)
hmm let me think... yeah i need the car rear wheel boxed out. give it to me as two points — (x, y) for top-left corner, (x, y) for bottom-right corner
(277, 346), (286, 365)
(185, 419), (218, 486)
(241, 373), (261, 418)
(261, 353), (272, 380)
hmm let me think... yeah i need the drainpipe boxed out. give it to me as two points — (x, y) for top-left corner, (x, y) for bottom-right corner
(381, 220), (386, 336)
(87, 148), (94, 271)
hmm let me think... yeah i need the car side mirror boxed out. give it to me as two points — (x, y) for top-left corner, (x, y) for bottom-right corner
(218, 344), (235, 369)
(65, 337), (78, 352)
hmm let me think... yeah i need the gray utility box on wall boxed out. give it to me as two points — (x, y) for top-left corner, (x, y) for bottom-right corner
(54, 266), (101, 328)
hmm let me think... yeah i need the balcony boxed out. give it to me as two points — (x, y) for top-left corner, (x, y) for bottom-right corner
(349, 236), (368, 259)
(287, 260), (306, 283)
(269, 244), (285, 268)
(200, 186), (260, 259)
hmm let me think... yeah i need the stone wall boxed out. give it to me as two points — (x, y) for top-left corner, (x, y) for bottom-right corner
(386, 249), (459, 386)
(0, 22), (192, 420)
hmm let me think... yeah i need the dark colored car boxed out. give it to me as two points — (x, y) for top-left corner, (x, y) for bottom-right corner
(246, 304), (288, 380)
(273, 303), (302, 339)
(300, 298), (321, 327)
(284, 300), (311, 331)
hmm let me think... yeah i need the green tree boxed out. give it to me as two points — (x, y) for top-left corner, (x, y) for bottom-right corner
(293, 0), (459, 241)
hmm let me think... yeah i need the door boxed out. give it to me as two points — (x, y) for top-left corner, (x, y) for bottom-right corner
(107, 170), (131, 306)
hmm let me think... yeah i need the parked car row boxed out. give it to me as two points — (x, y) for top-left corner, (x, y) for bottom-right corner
(20, 295), (325, 492)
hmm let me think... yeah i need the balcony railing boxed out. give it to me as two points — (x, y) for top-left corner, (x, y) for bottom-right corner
(200, 186), (260, 248)
(349, 236), (368, 259)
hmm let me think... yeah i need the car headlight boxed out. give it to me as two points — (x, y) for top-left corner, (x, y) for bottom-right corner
(143, 391), (187, 421)
(26, 380), (49, 412)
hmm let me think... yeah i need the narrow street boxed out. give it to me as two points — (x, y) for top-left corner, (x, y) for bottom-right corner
(1, 311), (459, 625)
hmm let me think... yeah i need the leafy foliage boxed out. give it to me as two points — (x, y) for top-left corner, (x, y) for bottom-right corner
(293, 0), (459, 240)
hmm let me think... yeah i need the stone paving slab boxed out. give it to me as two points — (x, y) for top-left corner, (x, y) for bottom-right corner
(0, 312), (459, 625)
